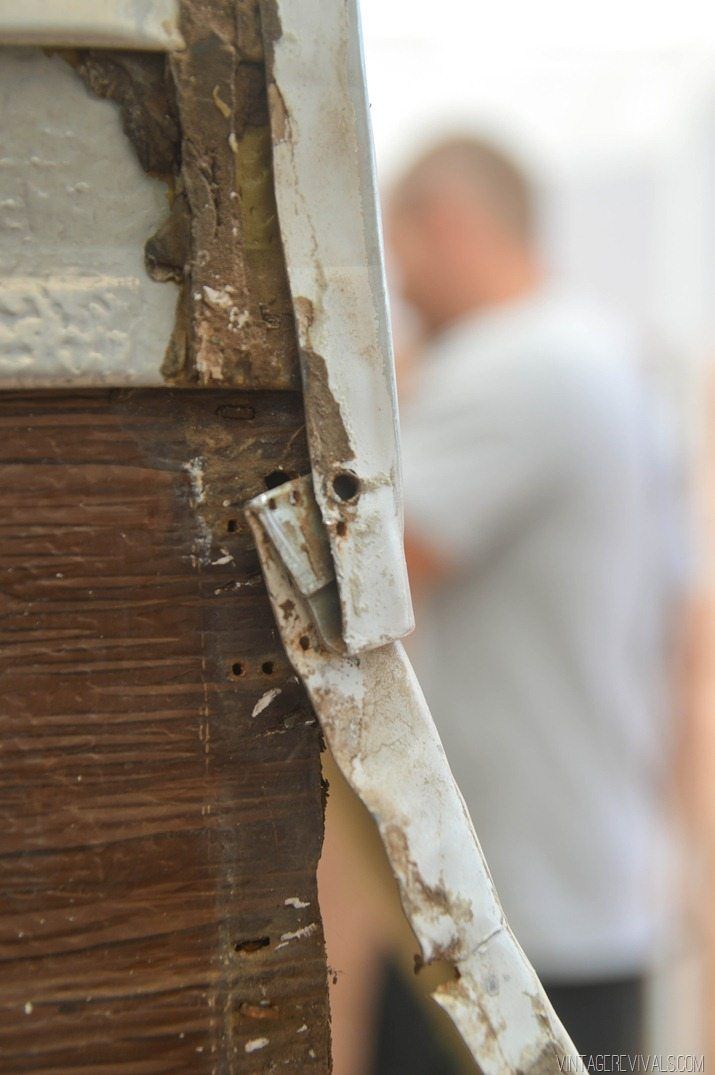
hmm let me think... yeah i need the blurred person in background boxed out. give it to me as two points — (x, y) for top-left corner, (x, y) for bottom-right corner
(383, 136), (684, 1062)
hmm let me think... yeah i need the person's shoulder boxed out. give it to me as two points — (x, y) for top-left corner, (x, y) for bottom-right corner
(517, 290), (642, 403)
(488, 291), (652, 472)
(412, 288), (644, 425)
(524, 288), (639, 366)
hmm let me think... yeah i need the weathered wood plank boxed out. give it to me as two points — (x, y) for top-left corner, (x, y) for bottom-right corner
(0, 389), (330, 1073)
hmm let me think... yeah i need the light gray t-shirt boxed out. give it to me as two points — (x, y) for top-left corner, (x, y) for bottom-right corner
(400, 288), (680, 980)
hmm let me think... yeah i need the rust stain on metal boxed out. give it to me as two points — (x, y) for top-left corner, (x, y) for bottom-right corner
(300, 349), (355, 477)
(289, 297), (354, 472)
(266, 82), (291, 142)
(382, 822), (475, 952)
(259, 6), (356, 475)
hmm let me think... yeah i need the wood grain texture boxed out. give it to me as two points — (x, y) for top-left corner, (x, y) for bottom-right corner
(0, 389), (330, 1073)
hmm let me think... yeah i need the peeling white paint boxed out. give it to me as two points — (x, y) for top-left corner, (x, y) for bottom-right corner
(284, 896), (310, 909)
(251, 688), (282, 718)
(261, 0), (413, 653)
(246, 479), (582, 1075)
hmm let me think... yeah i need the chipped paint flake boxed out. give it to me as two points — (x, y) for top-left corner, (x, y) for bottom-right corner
(182, 456), (212, 566)
(244, 1037), (269, 1053)
(251, 688), (282, 718)
(202, 284), (234, 309)
(211, 547), (235, 566)
(183, 456), (205, 504)
(211, 84), (231, 119)
(228, 306), (249, 331)
(284, 896), (310, 909)
(278, 923), (317, 944)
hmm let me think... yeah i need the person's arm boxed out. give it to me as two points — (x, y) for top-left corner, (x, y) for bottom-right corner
(403, 529), (453, 604)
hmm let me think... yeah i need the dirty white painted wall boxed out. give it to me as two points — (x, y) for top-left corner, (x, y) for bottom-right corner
(0, 49), (178, 385)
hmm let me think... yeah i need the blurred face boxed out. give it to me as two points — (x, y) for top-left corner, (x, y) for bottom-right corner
(386, 196), (463, 333)
(386, 175), (529, 334)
